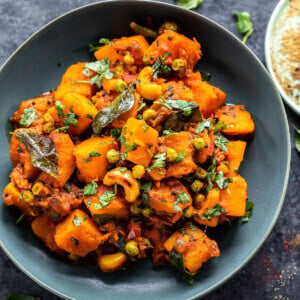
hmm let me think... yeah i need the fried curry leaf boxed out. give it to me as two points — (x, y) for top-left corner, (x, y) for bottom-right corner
(19, 107), (36, 127)
(152, 52), (172, 79)
(92, 85), (135, 133)
(15, 129), (58, 176)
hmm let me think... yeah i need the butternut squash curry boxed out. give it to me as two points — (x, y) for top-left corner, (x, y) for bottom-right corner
(2, 21), (255, 283)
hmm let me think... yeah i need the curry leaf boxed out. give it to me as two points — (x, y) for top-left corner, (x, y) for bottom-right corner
(19, 107), (36, 127)
(176, 0), (203, 10)
(15, 129), (58, 176)
(92, 85), (135, 133)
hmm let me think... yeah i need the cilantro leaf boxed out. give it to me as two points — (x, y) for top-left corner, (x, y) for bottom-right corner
(243, 201), (254, 223)
(195, 120), (213, 133)
(173, 192), (191, 211)
(214, 133), (229, 151)
(94, 190), (116, 209)
(83, 181), (97, 196)
(215, 171), (232, 190)
(198, 204), (225, 221)
(82, 58), (114, 88)
(64, 183), (72, 193)
(19, 107), (36, 127)
(166, 99), (198, 117)
(63, 111), (78, 127)
(110, 128), (122, 140)
(146, 152), (166, 172)
(176, 0), (203, 10)
(163, 129), (180, 138)
(175, 149), (187, 163)
(73, 215), (82, 227)
(152, 52), (172, 79)
(139, 179), (153, 205)
(55, 101), (66, 119)
(232, 11), (254, 44)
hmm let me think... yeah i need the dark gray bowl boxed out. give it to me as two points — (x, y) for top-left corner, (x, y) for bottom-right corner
(0, 1), (290, 299)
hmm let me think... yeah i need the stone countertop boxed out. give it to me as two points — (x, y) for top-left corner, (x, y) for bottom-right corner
(0, 0), (299, 299)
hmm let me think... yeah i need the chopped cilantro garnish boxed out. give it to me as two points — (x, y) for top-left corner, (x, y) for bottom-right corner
(20, 107), (36, 127)
(83, 181), (97, 196)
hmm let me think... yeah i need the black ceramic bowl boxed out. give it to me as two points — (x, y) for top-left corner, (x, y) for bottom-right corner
(0, 1), (290, 299)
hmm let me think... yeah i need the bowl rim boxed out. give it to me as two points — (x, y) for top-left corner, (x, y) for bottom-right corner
(0, 0), (291, 299)
(264, 0), (300, 115)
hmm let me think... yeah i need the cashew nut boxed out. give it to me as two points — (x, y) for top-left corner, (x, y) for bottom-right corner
(136, 66), (162, 100)
(103, 167), (140, 202)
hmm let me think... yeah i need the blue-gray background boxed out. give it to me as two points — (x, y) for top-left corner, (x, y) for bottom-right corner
(0, 0), (299, 299)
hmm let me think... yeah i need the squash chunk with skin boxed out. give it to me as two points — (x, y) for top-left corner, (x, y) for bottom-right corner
(55, 63), (96, 100)
(144, 30), (201, 73)
(49, 132), (76, 187)
(121, 118), (158, 168)
(149, 132), (197, 181)
(84, 184), (130, 221)
(149, 179), (192, 223)
(164, 225), (220, 274)
(216, 105), (255, 136)
(113, 35), (149, 66)
(10, 131), (40, 179)
(74, 137), (118, 183)
(12, 93), (54, 125)
(225, 141), (247, 176)
(55, 209), (103, 257)
(193, 188), (220, 227)
(94, 45), (124, 64)
(32, 215), (63, 253)
(2, 182), (21, 206)
(185, 72), (226, 118)
(220, 175), (247, 217)
(61, 93), (98, 136)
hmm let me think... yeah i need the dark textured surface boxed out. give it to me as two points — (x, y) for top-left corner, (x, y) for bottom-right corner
(0, 0), (299, 299)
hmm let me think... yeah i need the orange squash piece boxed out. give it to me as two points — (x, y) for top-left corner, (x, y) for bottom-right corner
(2, 182), (21, 206)
(220, 175), (247, 217)
(94, 45), (124, 64)
(149, 132), (197, 181)
(74, 136), (118, 183)
(84, 184), (130, 221)
(10, 131), (40, 179)
(149, 179), (192, 217)
(54, 209), (103, 257)
(11, 93), (54, 125)
(216, 105), (255, 136)
(121, 118), (158, 167)
(164, 224), (220, 274)
(55, 62), (96, 100)
(61, 93), (98, 136)
(49, 132), (76, 187)
(32, 215), (63, 253)
(193, 188), (220, 227)
(144, 30), (201, 72)
(225, 141), (247, 176)
(185, 72), (226, 118)
(113, 35), (149, 66)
